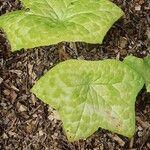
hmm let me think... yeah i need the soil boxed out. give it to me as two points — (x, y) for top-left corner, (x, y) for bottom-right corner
(0, 0), (150, 150)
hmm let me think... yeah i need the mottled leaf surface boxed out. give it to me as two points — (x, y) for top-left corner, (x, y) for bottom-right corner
(0, 0), (123, 51)
(124, 56), (150, 92)
(31, 59), (144, 141)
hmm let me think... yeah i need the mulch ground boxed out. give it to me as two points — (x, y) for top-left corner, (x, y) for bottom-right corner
(0, 0), (150, 150)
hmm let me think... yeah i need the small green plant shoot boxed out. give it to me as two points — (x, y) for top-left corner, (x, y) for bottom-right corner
(0, 0), (123, 51)
(31, 55), (150, 141)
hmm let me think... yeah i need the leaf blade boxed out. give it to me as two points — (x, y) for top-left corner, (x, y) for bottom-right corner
(31, 59), (144, 141)
(0, 0), (123, 51)
(124, 55), (150, 92)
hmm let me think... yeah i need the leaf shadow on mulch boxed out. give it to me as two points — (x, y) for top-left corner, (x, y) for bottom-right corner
(0, 0), (150, 150)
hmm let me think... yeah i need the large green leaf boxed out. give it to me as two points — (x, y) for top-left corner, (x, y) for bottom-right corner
(0, 0), (123, 51)
(124, 55), (150, 92)
(31, 59), (144, 141)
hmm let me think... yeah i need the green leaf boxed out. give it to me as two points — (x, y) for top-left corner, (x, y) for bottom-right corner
(31, 59), (144, 141)
(0, 0), (123, 51)
(124, 55), (150, 92)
